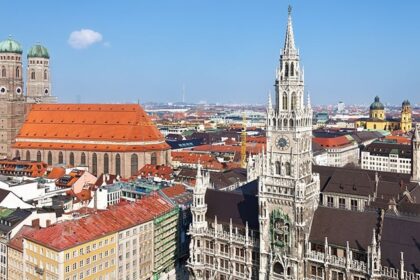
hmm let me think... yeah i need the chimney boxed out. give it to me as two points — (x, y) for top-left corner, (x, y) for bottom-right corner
(31, 219), (40, 229)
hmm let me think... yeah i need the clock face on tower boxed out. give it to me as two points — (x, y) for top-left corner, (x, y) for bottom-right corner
(276, 136), (290, 150)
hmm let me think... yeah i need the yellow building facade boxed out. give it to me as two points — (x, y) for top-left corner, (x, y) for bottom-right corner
(24, 233), (117, 280)
(356, 96), (412, 132)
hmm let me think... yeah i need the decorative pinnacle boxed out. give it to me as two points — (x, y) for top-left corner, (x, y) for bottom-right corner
(288, 5), (292, 16)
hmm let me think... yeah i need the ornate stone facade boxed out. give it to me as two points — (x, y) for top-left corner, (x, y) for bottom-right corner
(188, 6), (420, 280)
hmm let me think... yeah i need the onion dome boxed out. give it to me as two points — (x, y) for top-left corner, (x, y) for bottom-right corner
(370, 96), (384, 110)
(0, 37), (23, 54)
(402, 100), (410, 107)
(27, 44), (49, 59)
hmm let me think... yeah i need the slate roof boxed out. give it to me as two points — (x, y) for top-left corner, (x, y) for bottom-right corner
(0, 209), (32, 234)
(314, 165), (417, 201)
(309, 207), (378, 251)
(363, 141), (412, 159)
(205, 188), (258, 230)
(381, 216), (420, 273)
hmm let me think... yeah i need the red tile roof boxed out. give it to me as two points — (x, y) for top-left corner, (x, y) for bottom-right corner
(138, 164), (173, 180)
(8, 225), (38, 252)
(24, 194), (174, 251)
(161, 184), (186, 198)
(313, 136), (351, 148)
(0, 160), (48, 177)
(47, 167), (66, 179)
(13, 104), (170, 152)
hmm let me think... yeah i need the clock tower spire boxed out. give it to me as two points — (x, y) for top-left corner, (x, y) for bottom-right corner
(258, 6), (320, 280)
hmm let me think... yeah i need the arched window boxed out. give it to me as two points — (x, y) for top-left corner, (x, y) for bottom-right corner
(31, 71), (35, 80)
(290, 119), (294, 128)
(1, 67), (5, 77)
(285, 63), (289, 77)
(131, 154), (138, 176)
(283, 119), (288, 128)
(273, 118), (276, 128)
(273, 262), (284, 275)
(81, 152), (86, 165)
(291, 93), (297, 110)
(15, 150), (20, 159)
(290, 62), (294, 76)
(36, 151), (41, 162)
(26, 151), (31, 161)
(285, 162), (291, 176)
(47, 151), (52, 165)
(282, 93), (288, 110)
(115, 154), (121, 176)
(150, 152), (157, 165)
(69, 152), (75, 166)
(275, 161), (281, 175)
(16, 67), (19, 78)
(104, 153), (109, 174)
(92, 153), (97, 175)
(58, 152), (64, 164)
(44, 69), (48, 80)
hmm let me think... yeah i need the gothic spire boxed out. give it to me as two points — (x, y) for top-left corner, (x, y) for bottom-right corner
(283, 5), (297, 55)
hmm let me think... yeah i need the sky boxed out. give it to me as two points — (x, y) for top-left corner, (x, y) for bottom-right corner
(3, 0), (420, 105)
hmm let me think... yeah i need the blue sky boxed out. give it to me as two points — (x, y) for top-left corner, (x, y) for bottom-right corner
(3, 0), (420, 105)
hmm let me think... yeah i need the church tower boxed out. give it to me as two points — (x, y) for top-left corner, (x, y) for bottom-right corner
(411, 124), (420, 182)
(258, 6), (320, 279)
(26, 44), (56, 103)
(400, 100), (412, 133)
(0, 37), (26, 158)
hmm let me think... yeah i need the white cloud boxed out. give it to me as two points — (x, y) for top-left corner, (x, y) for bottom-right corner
(68, 29), (103, 49)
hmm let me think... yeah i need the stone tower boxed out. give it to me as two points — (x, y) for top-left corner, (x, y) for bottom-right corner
(0, 37), (26, 158)
(258, 6), (320, 279)
(188, 165), (210, 279)
(412, 124), (420, 182)
(400, 100), (412, 133)
(26, 44), (55, 103)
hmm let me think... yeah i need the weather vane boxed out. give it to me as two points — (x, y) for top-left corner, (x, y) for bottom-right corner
(288, 5), (292, 15)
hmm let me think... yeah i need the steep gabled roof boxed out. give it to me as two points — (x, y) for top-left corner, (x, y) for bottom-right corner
(205, 188), (258, 230)
(309, 207), (378, 251)
(13, 104), (169, 152)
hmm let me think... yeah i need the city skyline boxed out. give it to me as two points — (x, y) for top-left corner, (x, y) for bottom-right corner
(3, 0), (420, 105)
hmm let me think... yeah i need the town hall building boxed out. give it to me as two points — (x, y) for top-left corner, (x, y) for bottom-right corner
(187, 7), (420, 280)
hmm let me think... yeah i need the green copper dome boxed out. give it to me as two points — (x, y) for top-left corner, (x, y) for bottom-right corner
(402, 100), (410, 107)
(27, 44), (49, 59)
(0, 37), (23, 54)
(370, 96), (384, 110)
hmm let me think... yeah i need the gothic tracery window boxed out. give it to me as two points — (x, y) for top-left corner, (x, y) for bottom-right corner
(131, 154), (138, 176)
(285, 162), (291, 176)
(275, 161), (281, 175)
(81, 152), (86, 165)
(291, 92), (297, 110)
(92, 153), (97, 175)
(104, 153), (109, 174)
(282, 93), (288, 110)
(115, 154), (121, 176)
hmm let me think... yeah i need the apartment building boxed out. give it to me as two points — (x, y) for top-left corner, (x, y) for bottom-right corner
(22, 194), (177, 280)
(361, 141), (412, 173)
